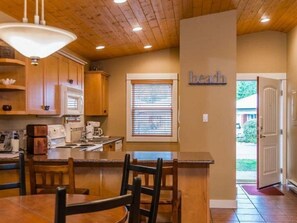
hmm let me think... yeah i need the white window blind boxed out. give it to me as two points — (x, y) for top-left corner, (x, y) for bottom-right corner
(126, 73), (178, 142)
(132, 80), (173, 137)
(67, 96), (78, 110)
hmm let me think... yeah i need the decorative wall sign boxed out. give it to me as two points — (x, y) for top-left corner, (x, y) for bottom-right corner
(188, 71), (227, 85)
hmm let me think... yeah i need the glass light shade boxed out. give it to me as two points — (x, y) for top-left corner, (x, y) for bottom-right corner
(0, 23), (77, 59)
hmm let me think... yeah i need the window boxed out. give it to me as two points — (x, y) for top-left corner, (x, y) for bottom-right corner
(126, 73), (178, 142)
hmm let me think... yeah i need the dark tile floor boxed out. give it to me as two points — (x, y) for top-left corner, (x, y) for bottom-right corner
(211, 184), (297, 223)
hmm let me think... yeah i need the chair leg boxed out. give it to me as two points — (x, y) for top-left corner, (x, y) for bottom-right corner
(172, 204), (178, 223)
(178, 202), (181, 223)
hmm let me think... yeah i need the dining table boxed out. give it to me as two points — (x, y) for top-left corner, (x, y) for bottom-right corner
(0, 193), (128, 223)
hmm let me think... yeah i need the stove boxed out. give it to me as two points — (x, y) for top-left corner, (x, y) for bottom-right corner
(48, 125), (103, 151)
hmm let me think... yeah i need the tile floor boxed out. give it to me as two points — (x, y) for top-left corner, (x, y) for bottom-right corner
(211, 184), (297, 223)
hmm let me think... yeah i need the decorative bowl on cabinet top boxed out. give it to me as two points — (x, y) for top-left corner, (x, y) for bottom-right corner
(1, 78), (16, 85)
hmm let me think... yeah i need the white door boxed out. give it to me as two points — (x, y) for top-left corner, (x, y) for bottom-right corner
(257, 77), (281, 189)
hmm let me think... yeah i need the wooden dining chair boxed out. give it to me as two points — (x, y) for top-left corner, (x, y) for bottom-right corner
(0, 151), (26, 195)
(55, 177), (142, 223)
(134, 159), (182, 223)
(28, 157), (89, 195)
(120, 154), (163, 223)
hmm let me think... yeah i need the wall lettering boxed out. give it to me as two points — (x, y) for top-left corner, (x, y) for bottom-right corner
(188, 71), (227, 85)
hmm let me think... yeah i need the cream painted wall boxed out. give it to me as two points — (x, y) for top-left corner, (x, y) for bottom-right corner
(287, 27), (297, 184)
(237, 31), (287, 73)
(179, 11), (237, 201)
(96, 48), (180, 151)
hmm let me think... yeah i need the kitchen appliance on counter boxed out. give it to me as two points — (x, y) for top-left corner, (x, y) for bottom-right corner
(0, 132), (11, 152)
(27, 125), (48, 155)
(48, 124), (103, 151)
(0, 130), (26, 153)
(86, 121), (103, 138)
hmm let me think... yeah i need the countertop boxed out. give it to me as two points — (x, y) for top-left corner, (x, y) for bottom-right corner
(24, 149), (214, 168)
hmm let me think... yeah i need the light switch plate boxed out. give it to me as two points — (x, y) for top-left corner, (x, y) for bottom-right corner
(203, 114), (208, 122)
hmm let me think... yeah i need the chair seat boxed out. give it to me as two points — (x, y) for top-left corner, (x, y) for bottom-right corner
(141, 190), (181, 205)
(37, 187), (90, 195)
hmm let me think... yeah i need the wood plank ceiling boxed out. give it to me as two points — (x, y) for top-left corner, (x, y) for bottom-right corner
(0, 0), (296, 61)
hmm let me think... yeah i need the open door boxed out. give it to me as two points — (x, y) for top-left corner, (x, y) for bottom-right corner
(257, 77), (281, 189)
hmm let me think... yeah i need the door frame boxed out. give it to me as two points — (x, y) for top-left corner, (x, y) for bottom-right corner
(237, 73), (287, 184)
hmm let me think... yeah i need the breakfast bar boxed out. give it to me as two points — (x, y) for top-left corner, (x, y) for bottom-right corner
(0, 150), (214, 223)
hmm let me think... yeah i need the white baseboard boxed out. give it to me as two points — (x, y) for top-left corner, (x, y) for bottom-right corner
(210, 199), (237, 208)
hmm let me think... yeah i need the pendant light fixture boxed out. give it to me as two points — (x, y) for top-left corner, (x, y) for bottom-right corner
(0, 0), (77, 65)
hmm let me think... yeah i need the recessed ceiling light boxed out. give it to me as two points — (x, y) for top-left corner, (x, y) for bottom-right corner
(114, 0), (127, 3)
(260, 17), (270, 23)
(133, 26), (142, 32)
(144, 45), (152, 49)
(96, 45), (105, 50)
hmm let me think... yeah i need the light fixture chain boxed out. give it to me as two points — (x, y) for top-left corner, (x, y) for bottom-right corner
(22, 0), (28, 23)
(40, 0), (46, 25)
(34, 0), (40, 24)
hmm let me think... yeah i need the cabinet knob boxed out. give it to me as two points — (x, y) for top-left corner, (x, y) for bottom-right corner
(68, 79), (74, 84)
(104, 110), (107, 113)
(44, 105), (50, 111)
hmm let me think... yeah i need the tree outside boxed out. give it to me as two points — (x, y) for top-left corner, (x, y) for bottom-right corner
(237, 119), (257, 143)
(237, 81), (257, 100)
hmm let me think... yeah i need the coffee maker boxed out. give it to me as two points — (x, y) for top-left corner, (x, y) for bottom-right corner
(87, 121), (103, 138)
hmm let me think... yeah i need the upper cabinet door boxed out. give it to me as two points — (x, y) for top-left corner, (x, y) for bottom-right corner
(59, 56), (69, 87)
(44, 54), (59, 114)
(59, 56), (83, 90)
(84, 71), (109, 116)
(27, 54), (59, 115)
(26, 59), (45, 114)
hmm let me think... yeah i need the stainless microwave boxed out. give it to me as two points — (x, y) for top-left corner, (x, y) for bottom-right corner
(59, 85), (83, 116)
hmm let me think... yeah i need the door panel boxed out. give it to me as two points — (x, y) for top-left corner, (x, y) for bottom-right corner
(27, 59), (44, 113)
(44, 55), (59, 114)
(257, 77), (280, 188)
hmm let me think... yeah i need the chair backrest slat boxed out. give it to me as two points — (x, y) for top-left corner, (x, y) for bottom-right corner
(120, 154), (163, 223)
(133, 158), (180, 223)
(0, 151), (26, 196)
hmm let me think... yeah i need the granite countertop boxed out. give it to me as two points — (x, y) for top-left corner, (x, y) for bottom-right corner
(25, 149), (214, 168)
(0, 142), (214, 167)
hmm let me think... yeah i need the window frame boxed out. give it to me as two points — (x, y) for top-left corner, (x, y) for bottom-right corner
(126, 73), (178, 142)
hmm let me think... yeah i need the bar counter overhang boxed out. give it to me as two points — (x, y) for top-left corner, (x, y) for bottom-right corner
(0, 149), (214, 223)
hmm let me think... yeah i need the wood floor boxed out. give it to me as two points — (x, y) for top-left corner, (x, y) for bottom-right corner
(211, 184), (297, 223)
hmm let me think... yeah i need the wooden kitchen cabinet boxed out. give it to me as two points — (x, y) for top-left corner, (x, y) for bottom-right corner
(84, 71), (109, 116)
(59, 56), (83, 90)
(27, 54), (59, 115)
(0, 54), (27, 115)
(103, 142), (115, 151)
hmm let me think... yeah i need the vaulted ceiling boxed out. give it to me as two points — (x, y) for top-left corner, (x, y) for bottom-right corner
(0, 0), (296, 61)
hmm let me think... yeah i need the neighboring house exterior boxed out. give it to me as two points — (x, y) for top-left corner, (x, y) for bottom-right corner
(236, 94), (257, 127)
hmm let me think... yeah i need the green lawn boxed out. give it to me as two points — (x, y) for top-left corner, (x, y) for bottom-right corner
(236, 159), (257, 171)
